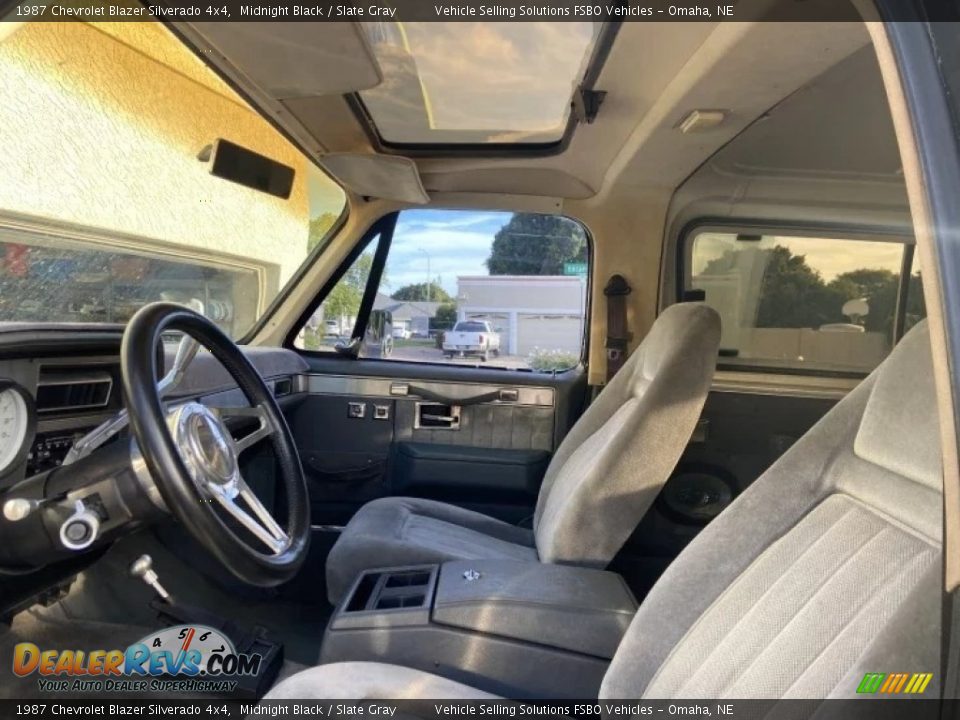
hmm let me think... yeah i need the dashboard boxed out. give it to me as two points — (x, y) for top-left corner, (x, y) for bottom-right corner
(0, 358), (124, 488)
(0, 324), (308, 609)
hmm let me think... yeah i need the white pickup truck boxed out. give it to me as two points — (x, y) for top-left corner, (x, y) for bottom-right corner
(442, 320), (502, 361)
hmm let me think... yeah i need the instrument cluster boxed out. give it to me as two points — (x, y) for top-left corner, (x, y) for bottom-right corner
(0, 381), (34, 479)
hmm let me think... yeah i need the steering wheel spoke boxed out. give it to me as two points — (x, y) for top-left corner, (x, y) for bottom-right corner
(213, 404), (275, 454)
(209, 475), (288, 555)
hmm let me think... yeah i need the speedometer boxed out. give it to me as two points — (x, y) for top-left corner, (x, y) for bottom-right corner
(0, 381), (34, 476)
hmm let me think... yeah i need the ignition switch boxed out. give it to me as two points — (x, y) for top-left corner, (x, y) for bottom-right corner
(59, 499), (101, 551)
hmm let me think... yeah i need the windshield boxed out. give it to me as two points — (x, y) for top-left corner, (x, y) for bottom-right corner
(453, 322), (488, 332)
(0, 21), (345, 338)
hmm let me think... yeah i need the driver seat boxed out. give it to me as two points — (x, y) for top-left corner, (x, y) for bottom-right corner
(271, 320), (942, 699)
(325, 303), (722, 603)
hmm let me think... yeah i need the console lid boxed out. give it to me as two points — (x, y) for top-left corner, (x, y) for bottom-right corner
(432, 560), (637, 658)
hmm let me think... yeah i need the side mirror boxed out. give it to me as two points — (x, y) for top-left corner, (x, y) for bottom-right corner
(334, 337), (361, 356)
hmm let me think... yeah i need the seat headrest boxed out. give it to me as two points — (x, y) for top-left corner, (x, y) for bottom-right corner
(634, 303), (721, 383)
(854, 320), (942, 490)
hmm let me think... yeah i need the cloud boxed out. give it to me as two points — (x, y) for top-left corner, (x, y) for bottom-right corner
(692, 233), (904, 281)
(361, 22), (599, 141)
(382, 209), (513, 295)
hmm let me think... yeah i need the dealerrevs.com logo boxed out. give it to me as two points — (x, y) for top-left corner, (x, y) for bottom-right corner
(12, 624), (261, 694)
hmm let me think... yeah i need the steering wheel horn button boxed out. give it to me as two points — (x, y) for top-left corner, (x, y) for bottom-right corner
(173, 403), (239, 487)
(189, 411), (236, 483)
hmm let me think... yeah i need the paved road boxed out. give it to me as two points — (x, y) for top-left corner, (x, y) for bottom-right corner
(390, 343), (530, 370)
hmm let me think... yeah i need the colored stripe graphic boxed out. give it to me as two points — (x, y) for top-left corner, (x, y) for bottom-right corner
(857, 672), (932, 694)
(857, 673), (885, 693)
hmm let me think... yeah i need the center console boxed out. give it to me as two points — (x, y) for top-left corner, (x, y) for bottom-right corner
(321, 560), (638, 698)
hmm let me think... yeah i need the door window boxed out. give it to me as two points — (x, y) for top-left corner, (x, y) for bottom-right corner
(296, 210), (591, 372)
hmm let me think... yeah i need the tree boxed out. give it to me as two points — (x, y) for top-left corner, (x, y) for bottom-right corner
(324, 252), (373, 327)
(308, 212), (339, 252)
(904, 272), (926, 331)
(486, 213), (587, 275)
(393, 282), (451, 303)
(701, 246), (845, 328)
(827, 268), (899, 337)
(698, 244), (928, 339)
(432, 302), (458, 331)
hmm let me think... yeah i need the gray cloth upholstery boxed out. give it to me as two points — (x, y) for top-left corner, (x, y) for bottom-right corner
(534, 303), (721, 565)
(325, 497), (537, 603)
(273, 321), (942, 701)
(264, 661), (500, 699)
(325, 303), (721, 602)
(601, 320), (942, 699)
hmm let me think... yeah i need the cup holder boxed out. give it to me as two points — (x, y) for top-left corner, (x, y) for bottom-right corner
(342, 566), (436, 613)
(375, 594), (425, 610)
(386, 571), (431, 588)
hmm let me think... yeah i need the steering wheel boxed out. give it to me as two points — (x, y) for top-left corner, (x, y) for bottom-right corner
(121, 302), (310, 587)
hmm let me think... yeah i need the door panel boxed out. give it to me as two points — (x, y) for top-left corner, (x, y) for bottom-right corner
(290, 357), (588, 528)
(392, 442), (550, 504)
(611, 387), (840, 597)
(394, 401), (555, 451)
(290, 394), (396, 526)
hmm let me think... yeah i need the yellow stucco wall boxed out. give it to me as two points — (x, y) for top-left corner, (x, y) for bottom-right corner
(0, 21), (336, 292)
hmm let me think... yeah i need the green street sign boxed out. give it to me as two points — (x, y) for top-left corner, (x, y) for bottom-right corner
(563, 262), (588, 277)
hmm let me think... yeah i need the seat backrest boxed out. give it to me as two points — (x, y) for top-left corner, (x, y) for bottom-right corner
(601, 320), (942, 699)
(533, 302), (721, 566)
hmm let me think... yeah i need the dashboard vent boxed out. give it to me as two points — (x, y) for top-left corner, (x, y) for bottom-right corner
(36, 368), (113, 413)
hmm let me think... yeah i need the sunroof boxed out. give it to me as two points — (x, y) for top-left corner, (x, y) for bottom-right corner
(358, 22), (603, 146)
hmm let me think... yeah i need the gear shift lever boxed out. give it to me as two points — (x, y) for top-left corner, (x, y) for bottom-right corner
(127, 554), (283, 698)
(129, 554), (171, 602)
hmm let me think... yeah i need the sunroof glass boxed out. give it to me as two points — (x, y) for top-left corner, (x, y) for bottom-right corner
(359, 22), (602, 146)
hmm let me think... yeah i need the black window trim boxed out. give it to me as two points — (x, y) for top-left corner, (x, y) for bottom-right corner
(240, 204), (350, 346)
(287, 210), (595, 374)
(677, 218), (919, 380)
(284, 212), (399, 356)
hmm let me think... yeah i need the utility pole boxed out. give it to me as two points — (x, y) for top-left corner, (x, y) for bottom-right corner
(417, 248), (431, 302)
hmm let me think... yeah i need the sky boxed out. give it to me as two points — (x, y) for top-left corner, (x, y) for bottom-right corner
(360, 22), (600, 144)
(382, 209), (513, 297)
(692, 234), (906, 281)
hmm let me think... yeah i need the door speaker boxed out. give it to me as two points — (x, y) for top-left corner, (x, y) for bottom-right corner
(660, 470), (734, 524)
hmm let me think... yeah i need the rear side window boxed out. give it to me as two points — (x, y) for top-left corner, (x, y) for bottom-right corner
(453, 321), (488, 332)
(685, 230), (926, 374)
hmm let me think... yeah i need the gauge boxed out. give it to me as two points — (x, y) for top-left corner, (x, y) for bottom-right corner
(0, 381), (34, 477)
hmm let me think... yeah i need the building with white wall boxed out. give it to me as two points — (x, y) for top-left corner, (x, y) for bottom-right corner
(456, 276), (586, 356)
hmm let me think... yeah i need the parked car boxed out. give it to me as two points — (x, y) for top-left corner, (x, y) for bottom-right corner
(324, 319), (342, 336)
(391, 326), (411, 340)
(442, 320), (501, 360)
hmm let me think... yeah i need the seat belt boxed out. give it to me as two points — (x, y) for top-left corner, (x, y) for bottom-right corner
(604, 274), (632, 382)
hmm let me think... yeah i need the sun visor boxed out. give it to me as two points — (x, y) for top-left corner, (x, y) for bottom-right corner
(188, 22), (382, 98)
(320, 154), (429, 205)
